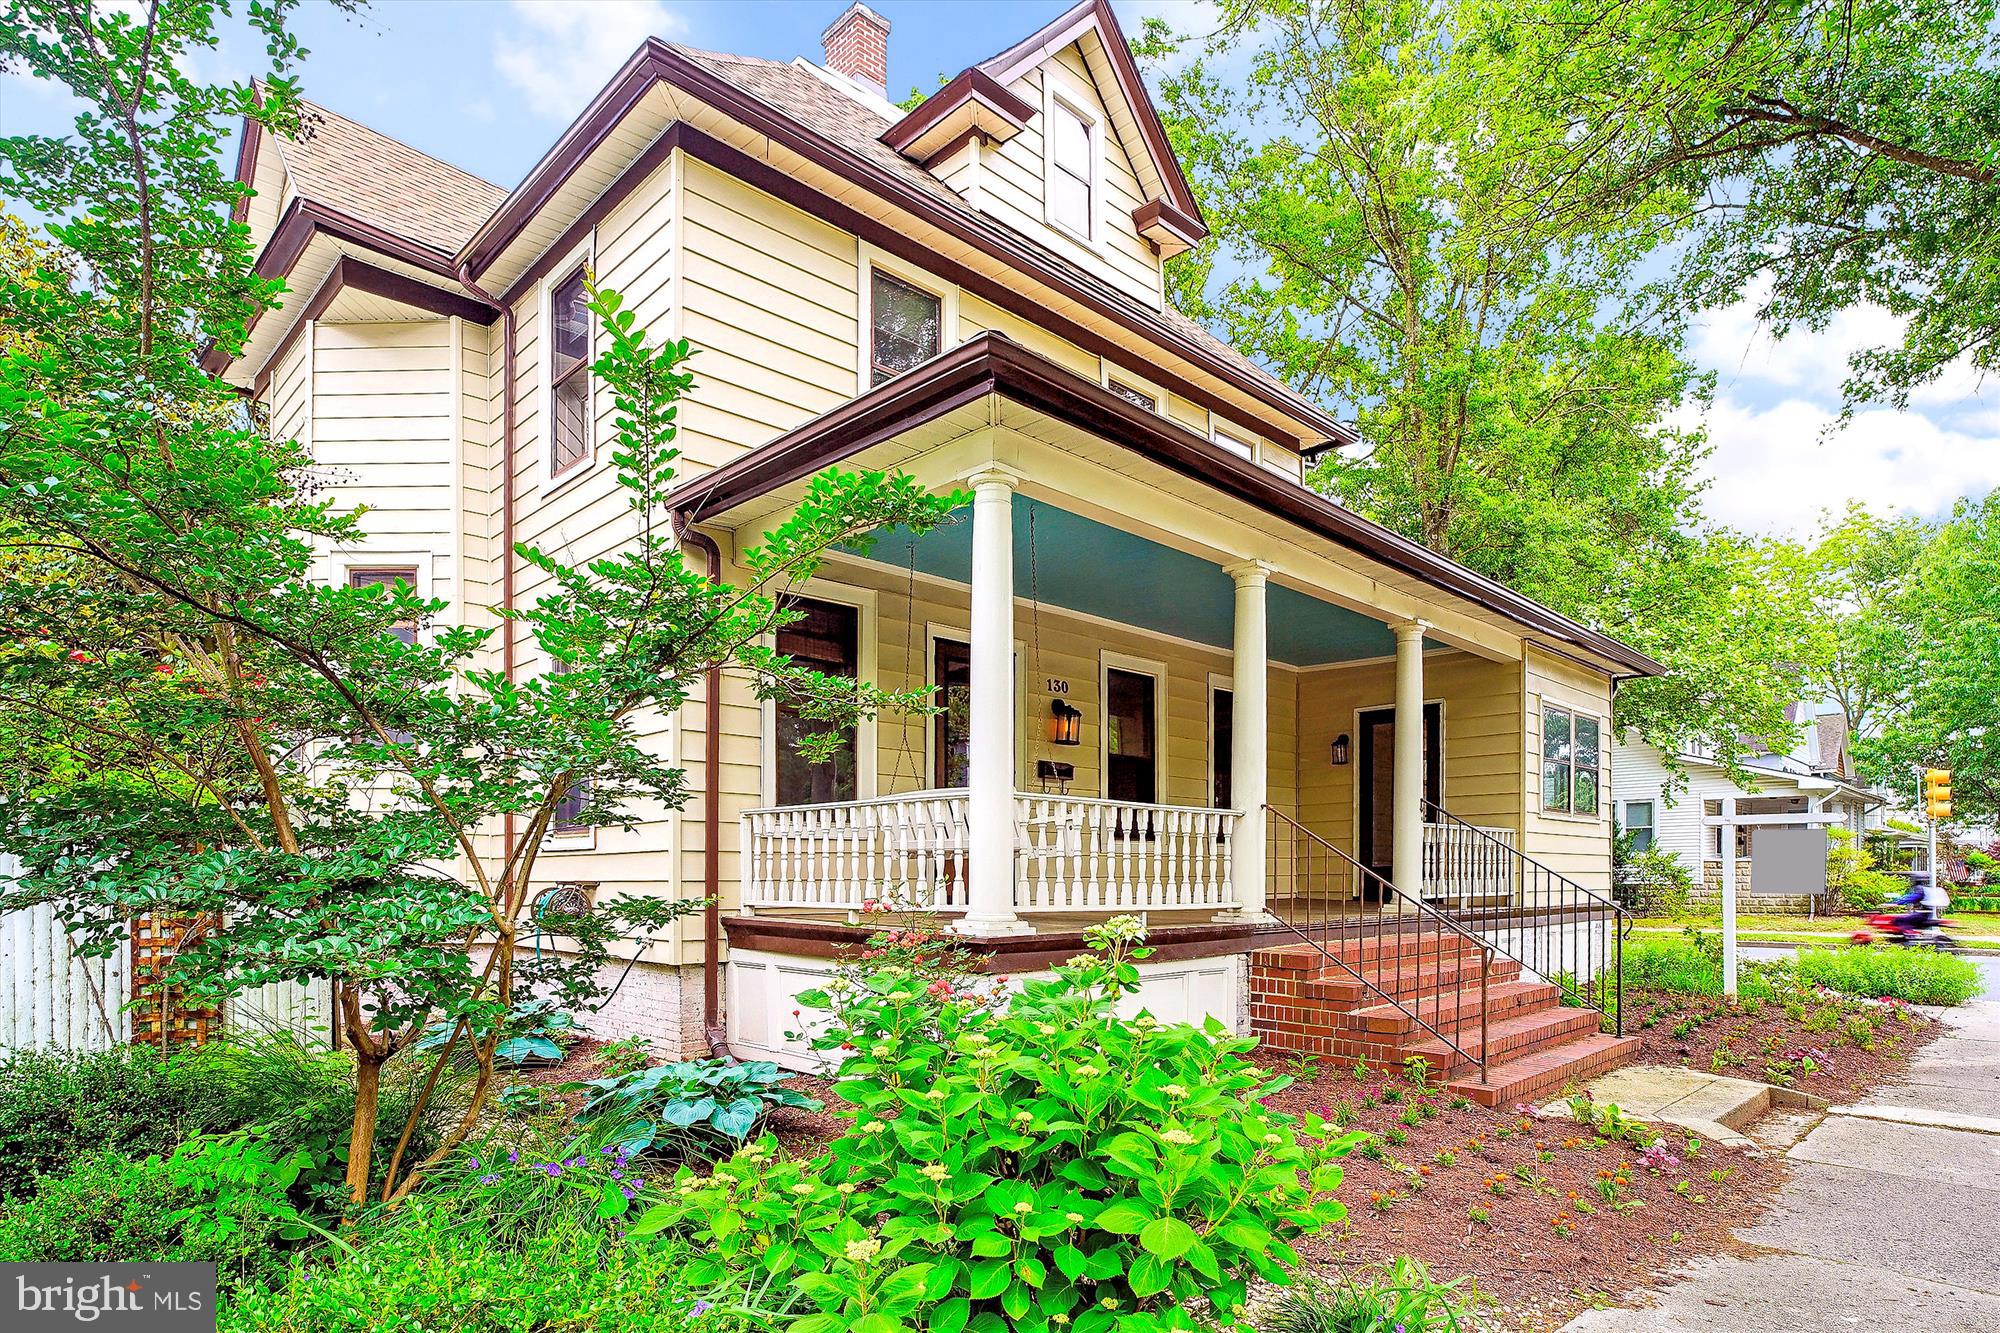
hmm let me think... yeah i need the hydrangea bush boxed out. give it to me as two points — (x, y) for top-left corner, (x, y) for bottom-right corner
(636, 919), (1359, 1332)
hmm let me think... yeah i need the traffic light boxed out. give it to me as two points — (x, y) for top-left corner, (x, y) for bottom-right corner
(1924, 768), (1952, 821)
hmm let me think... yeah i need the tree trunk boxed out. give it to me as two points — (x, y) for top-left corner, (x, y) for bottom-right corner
(345, 1049), (385, 1207)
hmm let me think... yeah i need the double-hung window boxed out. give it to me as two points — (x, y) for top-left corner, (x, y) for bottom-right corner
(775, 598), (861, 805)
(549, 268), (591, 478)
(1541, 706), (1601, 815)
(1623, 800), (1655, 852)
(1048, 99), (1094, 238)
(869, 270), (941, 385)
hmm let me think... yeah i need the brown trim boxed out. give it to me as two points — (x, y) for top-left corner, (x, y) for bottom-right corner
(208, 198), (484, 378)
(458, 43), (1341, 446)
(1132, 198), (1201, 248)
(669, 332), (1665, 676)
(229, 117), (263, 227)
(721, 915), (1265, 970)
(880, 67), (1034, 154)
(974, 0), (1205, 231)
(673, 519), (730, 1053)
(244, 255), (493, 397)
(923, 125), (992, 169)
(501, 124), (683, 308)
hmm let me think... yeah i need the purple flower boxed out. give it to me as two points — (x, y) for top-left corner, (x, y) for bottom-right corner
(468, 1157), (480, 1169)
(690, 1301), (712, 1317)
(507, 1150), (519, 1163)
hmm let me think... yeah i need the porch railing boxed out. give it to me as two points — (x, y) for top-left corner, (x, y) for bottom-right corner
(1423, 801), (1627, 1035)
(741, 792), (1241, 915)
(742, 790), (972, 913)
(1266, 807), (1490, 1079)
(1421, 820), (1517, 908)
(1015, 795), (1238, 912)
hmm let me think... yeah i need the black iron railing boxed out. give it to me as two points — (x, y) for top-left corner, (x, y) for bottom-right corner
(1266, 807), (1491, 1081)
(1423, 801), (1627, 1035)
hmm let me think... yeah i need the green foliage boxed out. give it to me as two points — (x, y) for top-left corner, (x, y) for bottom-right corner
(0, 1150), (190, 1264)
(1793, 946), (1983, 1007)
(1472, 0), (2000, 414)
(162, 1128), (338, 1252)
(413, 998), (578, 1067)
(565, 1058), (820, 1158)
(1621, 930), (1770, 999)
(0, 0), (959, 1202)
(1138, 0), (1799, 774)
(634, 921), (1357, 1331)
(1256, 1256), (1491, 1332)
(1616, 828), (1697, 917)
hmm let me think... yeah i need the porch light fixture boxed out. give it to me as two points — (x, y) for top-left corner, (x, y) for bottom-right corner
(1330, 733), (1351, 766)
(1050, 698), (1083, 746)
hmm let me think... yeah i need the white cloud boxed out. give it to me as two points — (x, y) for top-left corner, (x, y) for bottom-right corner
(494, 0), (686, 122)
(1691, 393), (2000, 536)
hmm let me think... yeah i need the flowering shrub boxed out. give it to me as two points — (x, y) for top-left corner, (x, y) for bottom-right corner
(637, 918), (1358, 1331)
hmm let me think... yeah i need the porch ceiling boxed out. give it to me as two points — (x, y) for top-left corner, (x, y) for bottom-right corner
(856, 499), (1427, 667)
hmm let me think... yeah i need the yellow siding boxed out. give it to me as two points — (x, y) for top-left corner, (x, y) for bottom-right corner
(1295, 652), (1524, 856)
(1521, 647), (1617, 893)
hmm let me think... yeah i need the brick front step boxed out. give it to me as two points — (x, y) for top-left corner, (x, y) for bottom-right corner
(1401, 1003), (1604, 1068)
(1340, 979), (1560, 1034)
(1293, 957), (1523, 1007)
(1443, 1034), (1641, 1108)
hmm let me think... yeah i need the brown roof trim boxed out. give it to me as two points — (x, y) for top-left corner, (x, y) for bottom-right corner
(460, 41), (1341, 445)
(880, 67), (1034, 155)
(500, 123), (685, 307)
(1131, 198), (1202, 252)
(229, 116), (263, 227)
(249, 254), (496, 397)
(974, 0), (1205, 232)
(205, 198), (479, 376)
(671, 332), (1664, 677)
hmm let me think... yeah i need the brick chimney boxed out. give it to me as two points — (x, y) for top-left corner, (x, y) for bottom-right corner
(821, 2), (890, 96)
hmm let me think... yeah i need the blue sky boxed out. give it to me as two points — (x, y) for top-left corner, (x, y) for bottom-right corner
(5, 0), (1993, 536)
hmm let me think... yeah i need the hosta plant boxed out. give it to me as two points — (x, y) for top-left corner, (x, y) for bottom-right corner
(566, 1058), (819, 1158)
(635, 918), (1358, 1332)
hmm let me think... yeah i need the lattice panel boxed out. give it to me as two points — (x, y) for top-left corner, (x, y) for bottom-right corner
(128, 912), (221, 1046)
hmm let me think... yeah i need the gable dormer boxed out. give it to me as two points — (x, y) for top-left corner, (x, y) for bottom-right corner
(880, 0), (1204, 310)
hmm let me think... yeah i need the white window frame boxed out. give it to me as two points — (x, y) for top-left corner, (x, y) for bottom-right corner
(1206, 671), (1233, 809)
(1210, 419), (1259, 463)
(922, 623), (1027, 791)
(1622, 799), (1656, 852)
(1099, 360), (1167, 416)
(1540, 702), (1606, 820)
(1042, 76), (1101, 246)
(339, 553), (433, 623)
(1099, 649), (1167, 805)
(857, 244), (958, 395)
(759, 581), (880, 806)
(538, 234), (597, 495)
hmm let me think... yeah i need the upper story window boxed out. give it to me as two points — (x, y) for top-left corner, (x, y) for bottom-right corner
(869, 269), (942, 385)
(1048, 99), (1094, 239)
(1212, 426), (1256, 461)
(549, 268), (591, 477)
(1542, 705), (1602, 816)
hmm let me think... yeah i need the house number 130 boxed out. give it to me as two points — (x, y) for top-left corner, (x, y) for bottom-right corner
(1045, 678), (1069, 694)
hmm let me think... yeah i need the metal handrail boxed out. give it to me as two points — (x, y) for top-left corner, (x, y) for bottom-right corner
(1266, 807), (1490, 1082)
(1422, 800), (1628, 1035)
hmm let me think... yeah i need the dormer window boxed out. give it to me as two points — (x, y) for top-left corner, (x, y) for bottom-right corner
(1048, 99), (1094, 239)
(869, 269), (942, 385)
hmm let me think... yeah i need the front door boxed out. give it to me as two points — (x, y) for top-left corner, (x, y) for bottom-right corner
(1356, 703), (1442, 896)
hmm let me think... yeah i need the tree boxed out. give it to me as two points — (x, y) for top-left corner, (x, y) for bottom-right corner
(0, 0), (956, 1205)
(1470, 0), (2000, 413)
(1859, 494), (2000, 822)
(1140, 0), (1800, 774)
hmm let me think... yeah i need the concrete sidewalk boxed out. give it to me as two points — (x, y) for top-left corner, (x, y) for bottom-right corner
(1562, 996), (2000, 1332)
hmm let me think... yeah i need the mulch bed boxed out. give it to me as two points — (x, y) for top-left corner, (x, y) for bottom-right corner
(1624, 986), (1945, 1104)
(1257, 1063), (1787, 1330)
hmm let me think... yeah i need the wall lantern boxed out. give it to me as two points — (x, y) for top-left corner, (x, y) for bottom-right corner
(1330, 733), (1351, 766)
(1050, 698), (1083, 746)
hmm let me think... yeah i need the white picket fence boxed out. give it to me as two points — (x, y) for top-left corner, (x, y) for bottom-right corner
(0, 855), (333, 1053)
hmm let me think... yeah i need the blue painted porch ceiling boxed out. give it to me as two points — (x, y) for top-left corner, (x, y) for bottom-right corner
(853, 501), (1401, 667)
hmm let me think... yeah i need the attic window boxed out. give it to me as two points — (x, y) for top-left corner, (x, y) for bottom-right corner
(869, 269), (942, 385)
(549, 268), (591, 477)
(1106, 380), (1156, 412)
(1048, 99), (1094, 239)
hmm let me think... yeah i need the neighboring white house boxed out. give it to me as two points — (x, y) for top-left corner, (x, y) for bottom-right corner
(1612, 703), (1888, 896)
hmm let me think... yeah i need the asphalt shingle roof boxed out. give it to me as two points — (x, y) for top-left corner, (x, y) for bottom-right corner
(274, 98), (508, 256)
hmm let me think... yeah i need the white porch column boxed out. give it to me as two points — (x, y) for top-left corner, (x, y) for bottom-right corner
(1226, 560), (1271, 919)
(955, 467), (1028, 936)
(1392, 619), (1429, 905)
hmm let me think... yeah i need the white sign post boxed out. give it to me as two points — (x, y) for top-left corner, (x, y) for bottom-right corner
(1702, 800), (1849, 998)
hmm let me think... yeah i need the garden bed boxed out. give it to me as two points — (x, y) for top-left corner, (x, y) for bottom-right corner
(1625, 986), (1944, 1103)
(1257, 1062), (1787, 1330)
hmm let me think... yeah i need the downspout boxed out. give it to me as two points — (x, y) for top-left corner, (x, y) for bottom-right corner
(673, 511), (732, 1057)
(455, 265), (519, 873)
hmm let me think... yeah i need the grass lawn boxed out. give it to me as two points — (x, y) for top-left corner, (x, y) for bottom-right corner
(1633, 912), (2000, 948)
